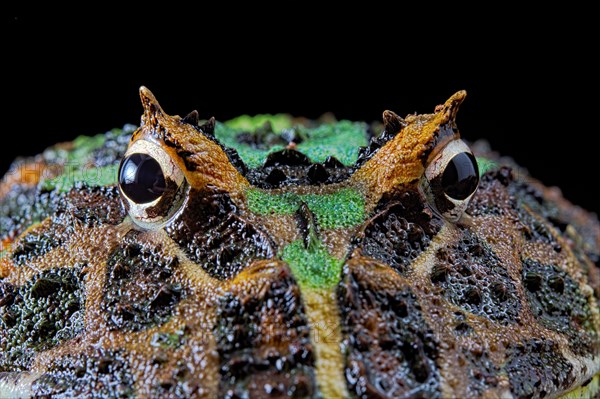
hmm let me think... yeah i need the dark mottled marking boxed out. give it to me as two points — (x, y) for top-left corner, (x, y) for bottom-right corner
(511, 179), (568, 251)
(0, 184), (39, 240)
(1, 129), (129, 241)
(146, 357), (208, 398)
(166, 187), (274, 280)
(361, 190), (443, 275)
(142, 325), (215, 398)
(307, 163), (329, 184)
(264, 149), (312, 167)
(11, 225), (67, 266)
(65, 186), (126, 226)
(0, 184), (64, 243)
(432, 229), (521, 324)
(522, 260), (597, 356)
(246, 163), (353, 188)
(338, 261), (441, 398)
(214, 266), (316, 398)
(32, 349), (133, 398)
(102, 232), (182, 331)
(0, 268), (85, 371)
(471, 168), (588, 255)
(266, 168), (288, 186)
(236, 122), (287, 150)
(447, 312), (504, 395)
(452, 312), (473, 335)
(461, 350), (501, 397)
(323, 156), (344, 169)
(519, 208), (562, 251)
(505, 339), (574, 398)
(572, 244), (600, 309)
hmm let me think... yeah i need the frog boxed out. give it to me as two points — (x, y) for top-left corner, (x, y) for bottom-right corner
(0, 86), (598, 399)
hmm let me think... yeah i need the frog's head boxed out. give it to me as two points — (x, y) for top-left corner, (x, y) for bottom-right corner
(119, 87), (248, 229)
(119, 87), (478, 230)
(352, 90), (479, 222)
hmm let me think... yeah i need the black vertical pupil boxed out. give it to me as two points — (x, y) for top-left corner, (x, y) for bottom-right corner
(441, 152), (479, 200)
(118, 153), (166, 204)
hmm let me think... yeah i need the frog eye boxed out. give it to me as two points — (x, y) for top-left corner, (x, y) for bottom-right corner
(118, 140), (187, 229)
(420, 139), (479, 222)
(119, 153), (166, 203)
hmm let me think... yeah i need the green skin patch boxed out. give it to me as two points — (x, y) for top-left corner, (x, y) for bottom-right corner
(151, 331), (184, 349)
(216, 115), (368, 168)
(281, 239), (343, 290)
(246, 188), (365, 229)
(68, 134), (107, 163)
(40, 129), (122, 192)
(42, 164), (118, 193)
(224, 114), (294, 133)
(476, 157), (498, 175)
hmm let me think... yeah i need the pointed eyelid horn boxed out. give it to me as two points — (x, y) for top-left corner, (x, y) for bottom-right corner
(351, 90), (467, 211)
(139, 85), (167, 127)
(440, 90), (466, 124)
(133, 86), (250, 194)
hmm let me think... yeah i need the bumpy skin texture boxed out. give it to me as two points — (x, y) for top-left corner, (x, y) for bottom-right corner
(0, 89), (599, 399)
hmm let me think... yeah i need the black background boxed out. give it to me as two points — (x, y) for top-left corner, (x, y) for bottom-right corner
(4, 13), (598, 215)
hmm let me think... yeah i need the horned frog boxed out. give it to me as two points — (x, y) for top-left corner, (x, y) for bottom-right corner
(0, 87), (598, 399)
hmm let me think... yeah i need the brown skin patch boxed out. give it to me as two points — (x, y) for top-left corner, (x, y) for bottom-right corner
(0, 245), (17, 279)
(320, 227), (358, 260)
(247, 213), (300, 250)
